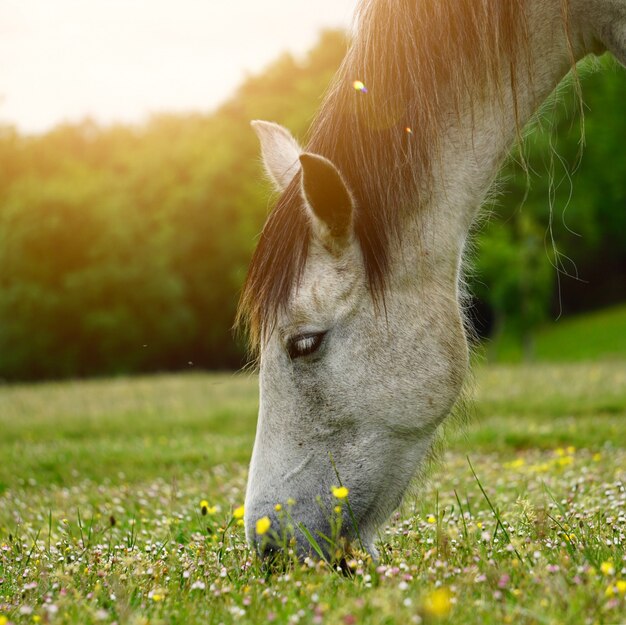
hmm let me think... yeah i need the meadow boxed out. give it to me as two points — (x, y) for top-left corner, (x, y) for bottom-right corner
(1, 358), (625, 624)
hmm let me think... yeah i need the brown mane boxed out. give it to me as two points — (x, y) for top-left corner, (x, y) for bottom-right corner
(237, 0), (569, 350)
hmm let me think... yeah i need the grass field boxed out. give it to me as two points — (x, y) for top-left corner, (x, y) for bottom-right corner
(489, 305), (626, 363)
(1, 361), (625, 624)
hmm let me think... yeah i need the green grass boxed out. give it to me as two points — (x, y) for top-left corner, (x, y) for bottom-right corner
(1, 361), (625, 624)
(0, 373), (258, 492)
(487, 304), (626, 363)
(534, 304), (626, 361)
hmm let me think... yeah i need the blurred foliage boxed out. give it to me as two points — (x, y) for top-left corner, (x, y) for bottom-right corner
(475, 56), (626, 355)
(0, 32), (624, 380)
(0, 31), (345, 379)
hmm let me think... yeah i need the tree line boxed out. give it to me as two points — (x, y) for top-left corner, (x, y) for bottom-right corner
(0, 31), (624, 380)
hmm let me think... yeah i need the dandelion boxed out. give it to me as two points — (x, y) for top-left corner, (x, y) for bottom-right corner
(331, 486), (349, 500)
(600, 561), (615, 576)
(256, 516), (271, 535)
(233, 505), (245, 520)
(423, 587), (452, 618)
(427, 515), (436, 524)
(604, 581), (625, 597)
(274, 504), (282, 512)
(200, 500), (217, 515)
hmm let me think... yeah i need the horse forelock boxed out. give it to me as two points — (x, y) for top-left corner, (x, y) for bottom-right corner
(237, 0), (571, 352)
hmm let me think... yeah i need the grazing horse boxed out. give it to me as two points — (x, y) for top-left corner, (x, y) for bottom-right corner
(238, 0), (626, 557)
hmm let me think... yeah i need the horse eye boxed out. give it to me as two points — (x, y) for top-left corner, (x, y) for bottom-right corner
(286, 332), (326, 359)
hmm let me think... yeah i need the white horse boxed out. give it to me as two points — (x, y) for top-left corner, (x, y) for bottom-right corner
(238, 0), (626, 557)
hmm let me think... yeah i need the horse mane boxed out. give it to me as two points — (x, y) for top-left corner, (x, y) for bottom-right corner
(237, 0), (568, 350)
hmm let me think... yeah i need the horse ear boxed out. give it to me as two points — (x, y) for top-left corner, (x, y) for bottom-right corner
(299, 152), (354, 245)
(251, 120), (302, 192)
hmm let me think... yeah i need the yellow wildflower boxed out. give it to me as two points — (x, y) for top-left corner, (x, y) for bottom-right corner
(331, 486), (349, 500)
(504, 458), (525, 469)
(600, 561), (615, 576)
(423, 587), (452, 618)
(152, 593), (164, 602)
(557, 456), (573, 467)
(287, 498), (296, 506)
(233, 505), (245, 520)
(255, 516), (271, 535)
(0, 617), (7, 625)
(604, 580), (626, 598)
(33, 617), (41, 623)
(427, 515), (436, 524)
(592, 453), (602, 462)
(334, 505), (342, 514)
(274, 504), (282, 512)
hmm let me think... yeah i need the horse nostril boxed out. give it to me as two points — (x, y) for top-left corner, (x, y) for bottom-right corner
(246, 510), (283, 553)
(247, 508), (332, 561)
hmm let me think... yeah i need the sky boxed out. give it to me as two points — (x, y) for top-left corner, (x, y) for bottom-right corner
(0, 0), (357, 134)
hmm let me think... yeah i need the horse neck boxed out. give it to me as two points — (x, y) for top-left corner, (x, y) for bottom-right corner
(394, 0), (586, 290)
